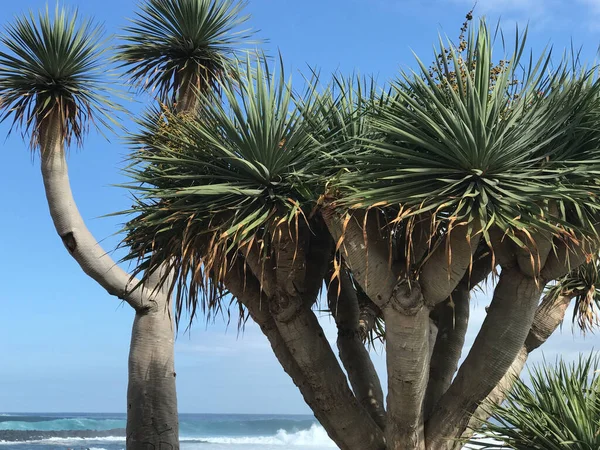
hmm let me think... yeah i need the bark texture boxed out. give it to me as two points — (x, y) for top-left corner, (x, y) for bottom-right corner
(40, 113), (159, 312)
(225, 262), (335, 439)
(425, 267), (542, 449)
(127, 297), (179, 450)
(270, 293), (386, 450)
(385, 303), (430, 450)
(465, 293), (573, 436)
(38, 111), (179, 449)
(328, 270), (386, 430)
(425, 285), (470, 419)
(227, 258), (385, 450)
(419, 224), (480, 306)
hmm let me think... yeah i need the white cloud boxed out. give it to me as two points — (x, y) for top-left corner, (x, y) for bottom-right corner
(175, 321), (271, 355)
(579, 0), (600, 13)
(449, 0), (600, 30)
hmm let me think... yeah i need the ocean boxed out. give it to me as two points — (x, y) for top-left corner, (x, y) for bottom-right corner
(0, 413), (336, 450)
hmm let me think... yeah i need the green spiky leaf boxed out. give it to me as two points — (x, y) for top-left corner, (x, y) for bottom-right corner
(0, 5), (119, 148)
(116, 0), (255, 103)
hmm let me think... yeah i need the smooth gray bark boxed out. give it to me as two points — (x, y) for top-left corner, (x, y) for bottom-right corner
(323, 210), (478, 449)
(385, 303), (430, 450)
(425, 285), (470, 419)
(127, 297), (179, 450)
(226, 258), (385, 450)
(270, 293), (386, 450)
(229, 273), (345, 447)
(40, 114), (161, 312)
(38, 112), (179, 449)
(419, 224), (480, 306)
(425, 267), (542, 449)
(464, 293), (573, 438)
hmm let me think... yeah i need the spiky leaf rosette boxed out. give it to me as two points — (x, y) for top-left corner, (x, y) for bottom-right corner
(121, 56), (329, 321)
(0, 5), (118, 148)
(116, 0), (254, 103)
(330, 20), (600, 255)
(547, 257), (600, 331)
(469, 354), (600, 449)
(297, 72), (393, 161)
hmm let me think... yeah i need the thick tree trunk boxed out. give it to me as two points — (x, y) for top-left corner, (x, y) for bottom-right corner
(38, 112), (179, 450)
(270, 294), (386, 450)
(425, 285), (470, 419)
(127, 295), (179, 450)
(425, 267), (542, 449)
(464, 293), (573, 437)
(385, 303), (430, 450)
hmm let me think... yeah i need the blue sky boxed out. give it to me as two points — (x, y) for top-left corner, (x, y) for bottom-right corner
(1, 0), (599, 415)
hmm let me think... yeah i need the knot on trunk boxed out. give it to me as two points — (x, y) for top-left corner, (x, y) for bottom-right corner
(389, 279), (425, 315)
(60, 231), (77, 254)
(270, 294), (303, 323)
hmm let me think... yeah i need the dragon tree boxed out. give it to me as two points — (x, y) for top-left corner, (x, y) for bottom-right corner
(122, 18), (600, 450)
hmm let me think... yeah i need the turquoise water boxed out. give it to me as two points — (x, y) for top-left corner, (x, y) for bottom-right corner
(0, 413), (336, 450)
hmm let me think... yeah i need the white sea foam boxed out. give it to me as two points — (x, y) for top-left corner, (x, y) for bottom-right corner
(463, 434), (506, 448)
(0, 424), (504, 449)
(44, 436), (124, 442)
(0, 436), (124, 445)
(181, 424), (337, 447)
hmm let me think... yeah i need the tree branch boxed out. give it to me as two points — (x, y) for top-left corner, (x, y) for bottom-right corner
(424, 283), (470, 419)
(238, 222), (386, 450)
(425, 266), (543, 449)
(424, 250), (493, 421)
(328, 269), (387, 430)
(541, 237), (589, 281)
(301, 217), (333, 306)
(269, 291), (386, 450)
(223, 259), (346, 441)
(464, 292), (573, 437)
(322, 208), (399, 309)
(39, 111), (160, 312)
(419, 223), (481, 306)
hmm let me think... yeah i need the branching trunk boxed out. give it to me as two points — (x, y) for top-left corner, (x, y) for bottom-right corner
(38, 111), (179, 450)
(464, 293), (573, 436)
(127, 295), (179, 450)
(425, 267), (542, 449)
(39, 113), (159, 311)
(425, 284), (470, 419)
(226, 260), (384, 450)
(324, 210), (483, 449)
(270, 293), (386, 450)
(419, 224), (480, 306)
(328, 270), (386, 430)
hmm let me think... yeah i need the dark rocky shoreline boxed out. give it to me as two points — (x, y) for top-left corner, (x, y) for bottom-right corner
(0, 428), (125, 442)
